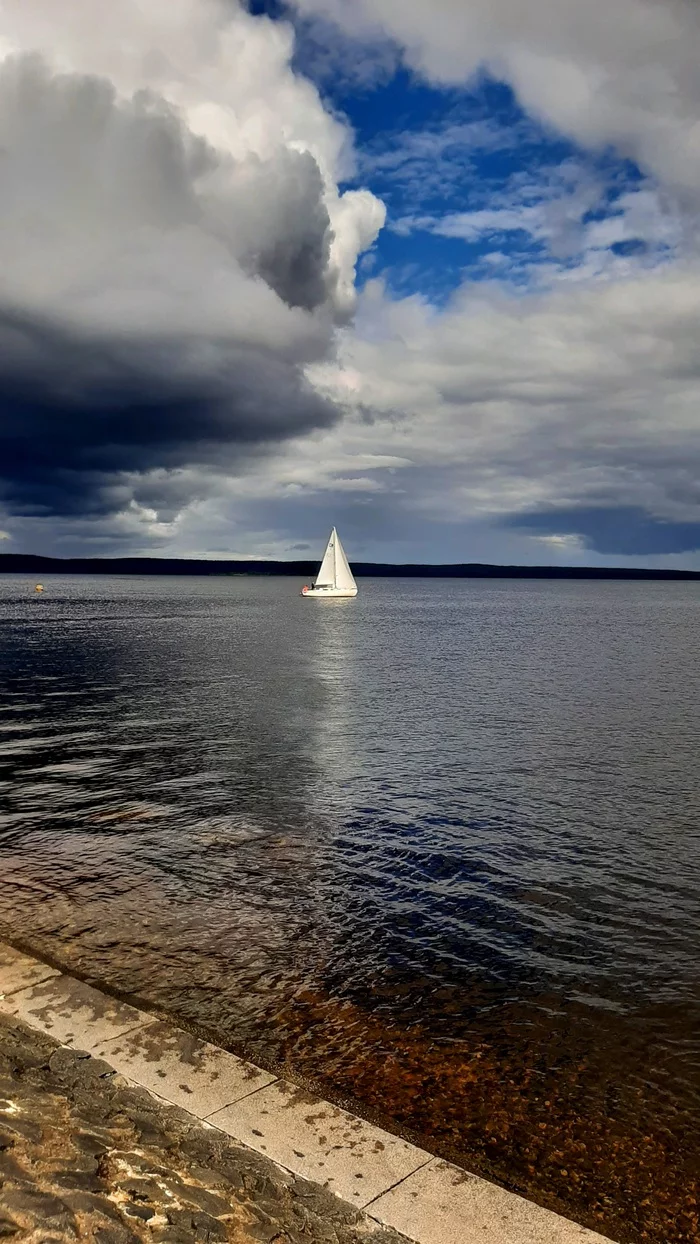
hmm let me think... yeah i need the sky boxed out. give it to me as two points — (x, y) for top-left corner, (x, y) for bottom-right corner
(0, 0), (699, 565)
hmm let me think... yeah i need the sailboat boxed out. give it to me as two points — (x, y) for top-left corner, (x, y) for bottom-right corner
(301, 528), (358, 598)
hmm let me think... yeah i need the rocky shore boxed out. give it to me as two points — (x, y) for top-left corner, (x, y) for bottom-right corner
(0, 1012), (409, 1244)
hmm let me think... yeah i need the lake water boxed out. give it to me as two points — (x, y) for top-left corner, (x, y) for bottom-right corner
(1, 574), (698, 1242)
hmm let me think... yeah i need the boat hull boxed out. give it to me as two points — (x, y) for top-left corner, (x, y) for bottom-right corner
(301, 587), (358, 598)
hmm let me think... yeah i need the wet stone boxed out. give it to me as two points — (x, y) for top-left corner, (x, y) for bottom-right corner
(0, 1005), (411, 1244)
(187, 1162), (235, 1191)
(0, 1113), (43, 1143)
(0, 1187), (75, 1222)
(74, 1129), (111, 1154)
(61, 1191), (126, 1221)
(51, 1150), (99, 1174)
(116, 1175), (163, 1203)
(0, 1025), (55, 1068)
(123, 1203), (156, 1222)
(94, 1227), (143, 1244)
(159, 1175), (233, 1216)
(112, 1148), (172, 1178)
(49, 1046), (91, 1071)
(51, 1167), (108, 1192)
(0, 1150), (26, 1181)
(165, 1208), (228, 1241)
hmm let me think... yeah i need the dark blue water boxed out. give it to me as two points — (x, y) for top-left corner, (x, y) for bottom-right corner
(1, 574), (699, 1240)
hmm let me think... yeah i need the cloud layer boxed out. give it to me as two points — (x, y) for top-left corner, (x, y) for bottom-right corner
(280, 0), (700, 559)
(1, 0), (700, 562)
(0, 1), (384, 521)
(292, 0), (700, 203)
(303, 258), (700, 557)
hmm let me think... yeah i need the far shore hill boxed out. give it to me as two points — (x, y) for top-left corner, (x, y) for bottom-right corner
(1, 553), (700, 581)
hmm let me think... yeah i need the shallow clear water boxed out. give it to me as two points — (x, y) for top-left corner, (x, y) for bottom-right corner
(1, 575), (699, 1241)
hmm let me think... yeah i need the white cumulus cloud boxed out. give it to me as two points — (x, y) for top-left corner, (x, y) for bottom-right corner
(0, 0), (386, 527)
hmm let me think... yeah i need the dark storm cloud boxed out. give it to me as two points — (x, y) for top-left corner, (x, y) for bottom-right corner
(506, 507), (700, 556)
(0, 53), (342, 517)
(0, 307), (337, 516)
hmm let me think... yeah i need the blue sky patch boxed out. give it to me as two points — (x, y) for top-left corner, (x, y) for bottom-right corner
(247, 2), (679, 302)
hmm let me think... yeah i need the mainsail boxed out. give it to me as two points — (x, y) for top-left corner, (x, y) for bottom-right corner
(315, 530), (337, 587)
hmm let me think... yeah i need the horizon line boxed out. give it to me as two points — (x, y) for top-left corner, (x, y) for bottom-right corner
(1, 552), (699, 581)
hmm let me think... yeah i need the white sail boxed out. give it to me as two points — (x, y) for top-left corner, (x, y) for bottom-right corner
(333, 531), (357, 592)
(315, 529), (337, 587)
(302, 526), (358, 597)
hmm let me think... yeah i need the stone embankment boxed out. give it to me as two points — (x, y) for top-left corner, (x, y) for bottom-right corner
(0, 942), (616, 1244)
(0, 1009), (408, 1244)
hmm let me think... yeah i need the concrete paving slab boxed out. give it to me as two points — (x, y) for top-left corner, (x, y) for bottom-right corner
(92, 1019), (277, 1118)
(208, 1078), (431, 1208)
(367, 1157), (616, 1244)
(0, 973), (151, 1049)
(0, 944), (621, 1244)
(0, 944), (60, 996)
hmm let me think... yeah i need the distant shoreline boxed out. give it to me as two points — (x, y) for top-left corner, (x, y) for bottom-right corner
(1, 553), (699, 581)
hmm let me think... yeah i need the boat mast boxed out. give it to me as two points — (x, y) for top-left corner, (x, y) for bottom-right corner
(332, 529), (337, 588)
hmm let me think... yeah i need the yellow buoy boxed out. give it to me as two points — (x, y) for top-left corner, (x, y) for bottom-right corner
(34, 584), (44, 593)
